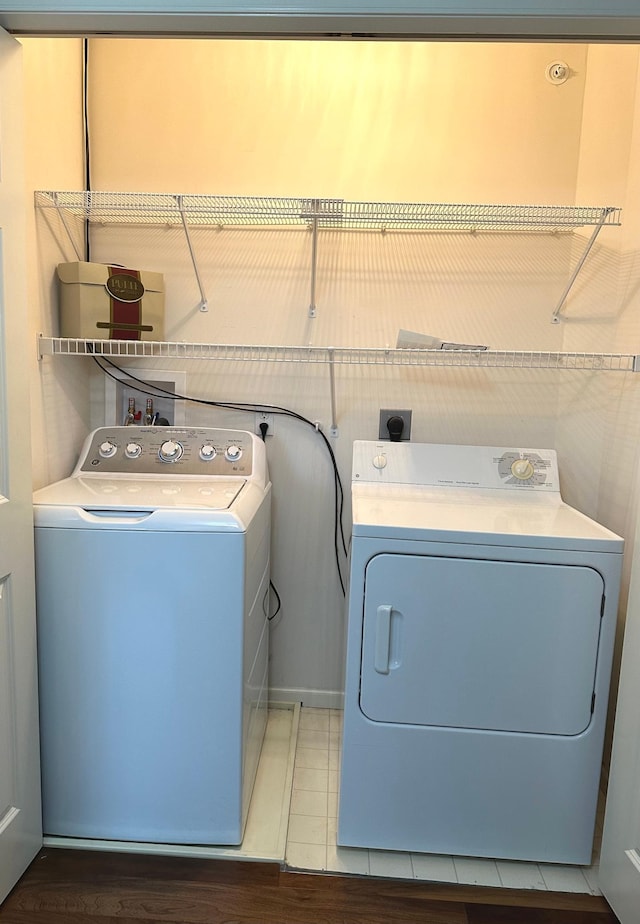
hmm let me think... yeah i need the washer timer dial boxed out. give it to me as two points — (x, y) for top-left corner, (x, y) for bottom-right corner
(158, 439), (184, 463)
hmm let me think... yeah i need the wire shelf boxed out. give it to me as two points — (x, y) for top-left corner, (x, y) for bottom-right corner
(35, 190), (623, 324)
(37, 337), (639, 372)
(35, 191), (622, 232)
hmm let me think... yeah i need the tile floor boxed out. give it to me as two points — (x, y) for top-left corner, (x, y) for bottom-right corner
(44, 704), (604, 896)
(284, 707), (604, 896)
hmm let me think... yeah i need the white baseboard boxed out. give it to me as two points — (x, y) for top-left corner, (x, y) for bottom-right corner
(269, 687), (344, 710)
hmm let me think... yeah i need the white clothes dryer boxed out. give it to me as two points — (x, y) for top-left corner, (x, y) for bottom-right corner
(338, 441), (623, 865)
(34, 426), (271, 846)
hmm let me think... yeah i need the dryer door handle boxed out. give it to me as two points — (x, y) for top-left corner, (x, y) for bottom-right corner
(374, 605), (392, 674)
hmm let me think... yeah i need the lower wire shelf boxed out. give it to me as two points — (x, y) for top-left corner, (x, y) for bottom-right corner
(39, 335), (639, 438)
(37, 336), (640, 372)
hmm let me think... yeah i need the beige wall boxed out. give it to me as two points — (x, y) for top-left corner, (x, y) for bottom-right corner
(559, 45), (640, 763)
(22, 37), (88, 489)
(89, 40), (588, 204)
(557, 45), (640, 529)
(30, 37), (640, 704)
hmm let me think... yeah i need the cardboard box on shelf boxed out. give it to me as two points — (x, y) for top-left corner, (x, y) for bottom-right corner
(57, 262), (165, 341)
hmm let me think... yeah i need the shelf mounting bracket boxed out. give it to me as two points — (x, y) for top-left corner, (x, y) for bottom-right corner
(309, 213), (318, 318)
(551, 207), (614, 324)
(328, 347), (338, 437)
(303, 197), (343, 318)
(176, 195), (209, 312)
(51, 191), (84, 262)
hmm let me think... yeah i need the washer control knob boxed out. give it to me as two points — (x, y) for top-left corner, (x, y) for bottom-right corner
(200, 444), (216, 461)
(372, 453), (388, 470)
(99, 440), (117, 458)
(511, 458), (535, 480)
(125, 442), (142, 459)
(225, 445), (242, 462)
(158, 439), (183, 463)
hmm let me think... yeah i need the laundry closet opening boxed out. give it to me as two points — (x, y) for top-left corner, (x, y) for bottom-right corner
(20, 32), (640, 900)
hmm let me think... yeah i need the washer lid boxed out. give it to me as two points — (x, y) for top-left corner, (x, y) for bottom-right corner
(352, 483), (623, 552)
(33, 476), (246, 511)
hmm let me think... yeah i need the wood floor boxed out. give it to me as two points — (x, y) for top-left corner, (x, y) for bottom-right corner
(0, 849), (620, 924)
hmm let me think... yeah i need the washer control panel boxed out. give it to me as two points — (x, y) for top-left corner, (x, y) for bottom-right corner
(79, 427), (254, 476)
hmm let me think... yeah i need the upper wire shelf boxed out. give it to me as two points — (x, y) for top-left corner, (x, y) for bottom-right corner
(35, 190), (622, 322)
(37, 337), (640, 372)
(34, 190), (622, 232)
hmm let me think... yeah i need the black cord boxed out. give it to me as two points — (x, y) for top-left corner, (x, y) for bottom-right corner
(268, 580), (282, 622)
(82, 39), (91, 262)
(90, 354), (348, 595)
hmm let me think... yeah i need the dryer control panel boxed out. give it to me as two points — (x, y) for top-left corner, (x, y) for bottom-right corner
(495, 450), (552, 487)
(353, 441), (560, 492)
(76, 427), (257, 478)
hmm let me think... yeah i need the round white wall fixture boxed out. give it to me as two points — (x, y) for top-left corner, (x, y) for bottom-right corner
(546, 61), (570, 85)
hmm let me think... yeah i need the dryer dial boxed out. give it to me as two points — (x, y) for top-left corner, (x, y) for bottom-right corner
(225, 445), (242, 462)
(158, 439), (184, 463)
(511, 459), (535, 480)
(497, 450), (549, 486)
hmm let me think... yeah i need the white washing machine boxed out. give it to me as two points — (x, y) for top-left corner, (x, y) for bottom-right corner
(338, 441), (623, 865)
(34, 426), (271, 845)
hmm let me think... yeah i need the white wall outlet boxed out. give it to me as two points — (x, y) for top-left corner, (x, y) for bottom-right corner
(255, 411), (274, 436)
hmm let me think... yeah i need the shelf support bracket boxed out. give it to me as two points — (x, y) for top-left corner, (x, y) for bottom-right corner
(37, 333), (51, 361)
(309, 214), (318, 318)
(176, 195), (209, 312)
(51, 191), (83, 262)
(328, 347), (339, 437)
(551, 207), (613, 324)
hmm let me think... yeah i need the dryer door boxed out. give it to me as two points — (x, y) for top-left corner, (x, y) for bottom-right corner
(360, 553), (604, 735)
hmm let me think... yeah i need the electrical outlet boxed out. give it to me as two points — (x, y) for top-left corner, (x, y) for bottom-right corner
(255, 412), (274, 436)
(379, 408), (412, 441)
